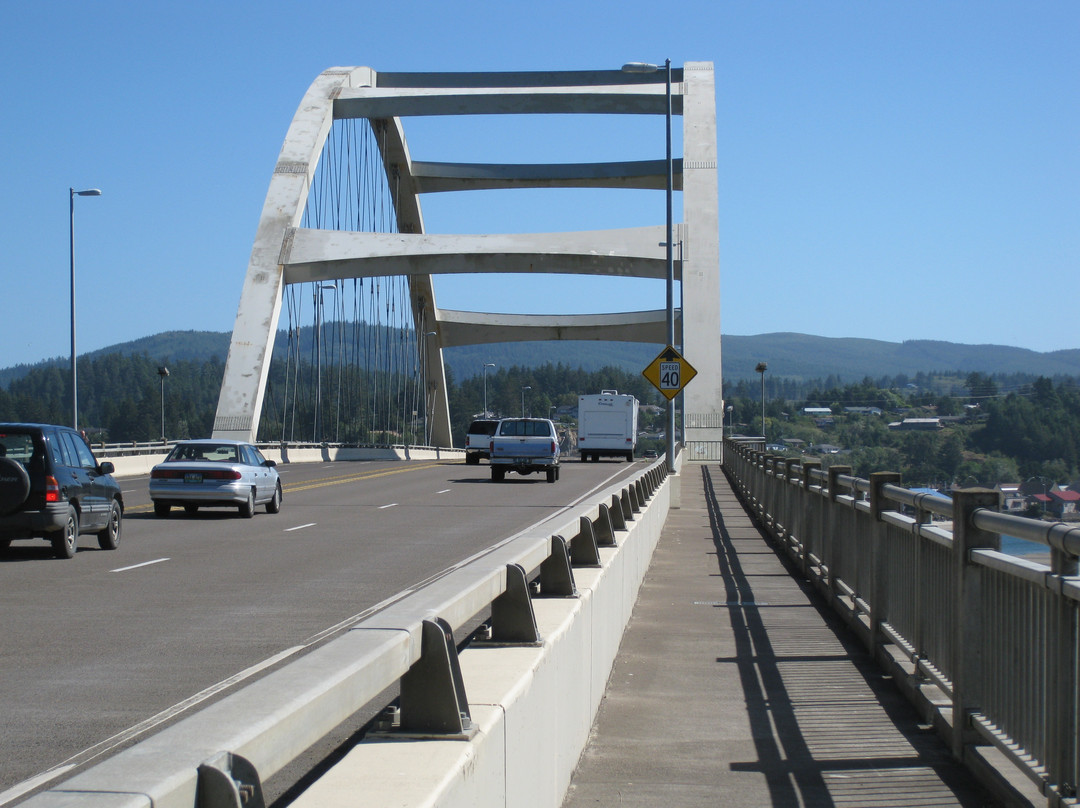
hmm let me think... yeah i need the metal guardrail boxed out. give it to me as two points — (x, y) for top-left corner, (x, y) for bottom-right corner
(21, 458), (671, 808)
(724, 441), (1080, 807)
(93, 439), (446, 458)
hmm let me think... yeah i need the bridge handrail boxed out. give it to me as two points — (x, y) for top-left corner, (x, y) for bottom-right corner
(93, 439), (450, 458)
(723, 440), (1079, 806)
(21, 457), (672, 808)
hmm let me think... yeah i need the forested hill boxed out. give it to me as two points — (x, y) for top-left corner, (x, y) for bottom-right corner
(3, 328), (1080, 388)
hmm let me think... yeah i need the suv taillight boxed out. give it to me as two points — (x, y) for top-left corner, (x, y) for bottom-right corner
(45, 475), (61, 503)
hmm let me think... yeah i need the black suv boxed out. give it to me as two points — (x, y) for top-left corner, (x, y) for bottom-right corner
(0, 423), (124, 559)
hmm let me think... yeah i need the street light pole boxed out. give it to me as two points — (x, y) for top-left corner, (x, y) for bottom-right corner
(69, 187), (101, 430)
(756, 362), (767, 440)
(483, 363), (496, 418)
(521, 385), (531, 418)
(158, 366), (170, 441)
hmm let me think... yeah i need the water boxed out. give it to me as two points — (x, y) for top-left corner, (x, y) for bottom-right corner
(1001, 534), (1051, 560)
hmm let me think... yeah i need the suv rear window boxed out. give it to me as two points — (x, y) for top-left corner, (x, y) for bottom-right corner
(498, 420), (553, 438)
(0, 432), (35, 465)
(467, 420), (499, 436)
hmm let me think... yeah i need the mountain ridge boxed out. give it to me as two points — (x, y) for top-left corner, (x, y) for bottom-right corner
(3, 329), (1079, 389)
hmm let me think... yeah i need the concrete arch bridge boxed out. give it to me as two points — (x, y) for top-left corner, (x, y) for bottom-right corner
(211, 64), (721, 450)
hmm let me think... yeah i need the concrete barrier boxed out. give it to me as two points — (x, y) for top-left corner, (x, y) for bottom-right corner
(291, 475), (670, 808)
(105, 446), (465, 478)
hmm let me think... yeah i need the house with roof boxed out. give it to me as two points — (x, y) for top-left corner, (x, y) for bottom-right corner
(1046, 489), (1080, 520)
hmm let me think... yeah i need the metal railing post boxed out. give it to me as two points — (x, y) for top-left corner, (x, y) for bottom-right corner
(826, 466), (852, 605)
(1048, 546), (1079, 803)
(869, 472), (902, 656)
(950, 487), (1001, 762)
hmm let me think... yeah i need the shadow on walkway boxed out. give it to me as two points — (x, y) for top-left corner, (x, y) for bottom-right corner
(563, 464), (997, 807)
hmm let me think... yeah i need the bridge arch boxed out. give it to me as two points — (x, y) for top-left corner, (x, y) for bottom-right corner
(212, 64), (720, 447)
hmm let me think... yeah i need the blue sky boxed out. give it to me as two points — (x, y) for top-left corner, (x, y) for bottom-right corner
(1, 1), (1076, 369)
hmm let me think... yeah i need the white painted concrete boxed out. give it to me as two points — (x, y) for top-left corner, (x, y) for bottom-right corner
(290, 476), (670, 808)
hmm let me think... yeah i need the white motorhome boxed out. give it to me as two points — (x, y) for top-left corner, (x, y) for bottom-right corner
(577, 390), (638, 462)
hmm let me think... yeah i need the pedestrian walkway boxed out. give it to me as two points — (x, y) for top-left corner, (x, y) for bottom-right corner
(562, 463), (999, 808)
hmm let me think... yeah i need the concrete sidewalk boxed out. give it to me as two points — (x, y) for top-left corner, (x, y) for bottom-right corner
(562, 463), (999, 807)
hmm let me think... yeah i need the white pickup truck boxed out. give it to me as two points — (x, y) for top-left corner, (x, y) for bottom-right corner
(464, 419), (499, 465)
(489, 418), (561, 483)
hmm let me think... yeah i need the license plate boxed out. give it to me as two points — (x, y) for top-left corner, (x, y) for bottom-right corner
(184, 472), (203, 484)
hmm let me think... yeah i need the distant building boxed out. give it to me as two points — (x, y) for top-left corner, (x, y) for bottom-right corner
(888, 418), (943, 431)
(1047, 489), (1080, 519)
(996, 483), (1025, 512)
(803, 407), (832, 416)
(843, 407), (882, 416)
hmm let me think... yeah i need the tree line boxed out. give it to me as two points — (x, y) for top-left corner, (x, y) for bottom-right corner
(727, 372), (1080, 487)
(3, 353), (1078, 487)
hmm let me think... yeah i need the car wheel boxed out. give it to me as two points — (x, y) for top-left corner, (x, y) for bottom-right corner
(491, 467), (505, 482)
(184, 504), (199, 515)
(0, 457), (31, 516)
(52, 507), (78, 559)
(546, 467), (556, 483)
(266, 482), (282, 514)
(466, 454), (478, 466)
(154, 502), (171, 518)
(97, 500), (122, 551)
(239, 488), (256, 518)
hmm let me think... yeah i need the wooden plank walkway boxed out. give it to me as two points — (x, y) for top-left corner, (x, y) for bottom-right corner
(562, 463), (1001, 807)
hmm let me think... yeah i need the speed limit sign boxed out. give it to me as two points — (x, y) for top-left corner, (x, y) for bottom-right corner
(643, 346), (697, 401)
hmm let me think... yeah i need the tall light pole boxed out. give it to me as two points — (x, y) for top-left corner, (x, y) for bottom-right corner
(756, 362), (768, 440)
(726, 404), (734, 437)
(158, 366), (170, 441)
(521, 385), (531, 418)
(623, 59), (675, 469)
(483, 363), (496, 417)
(69, 187), (101, 430)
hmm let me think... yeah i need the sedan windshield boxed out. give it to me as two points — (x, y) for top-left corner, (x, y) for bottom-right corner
(166, 444), (240, 463)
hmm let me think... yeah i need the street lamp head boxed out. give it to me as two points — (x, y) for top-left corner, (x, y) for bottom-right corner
(158, 366), (170, 378)
(72, 188), (102, 197)
(621, 61), (660, 73)
(484, 363), (496, 369)
(756, 362), (768, 374)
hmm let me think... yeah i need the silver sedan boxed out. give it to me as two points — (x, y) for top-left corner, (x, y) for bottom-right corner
(149, 440), (282, 518)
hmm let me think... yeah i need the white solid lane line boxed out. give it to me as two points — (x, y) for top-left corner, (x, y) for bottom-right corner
(378, 503), (398, 510)
(111, 558), (170, 573)
(285, 523), (317, 532)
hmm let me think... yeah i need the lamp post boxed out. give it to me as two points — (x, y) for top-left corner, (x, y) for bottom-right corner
(157, 366), (169, 441)
(483, 363), (496, 418)
(756, 362), (768, 440)
(623, 59), (675, 469)
(521, 385), (531, 418)
(726, 404), (734, 437)
(69, 187), (101, 430)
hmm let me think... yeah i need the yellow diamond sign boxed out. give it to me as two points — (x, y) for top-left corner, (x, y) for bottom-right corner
(642, 345), (697, 401)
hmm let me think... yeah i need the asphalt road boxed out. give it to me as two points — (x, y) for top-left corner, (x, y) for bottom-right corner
(0, 456), (642, 803)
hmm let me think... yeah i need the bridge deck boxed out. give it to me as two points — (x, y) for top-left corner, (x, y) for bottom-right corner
(562, 463), (998, 808)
